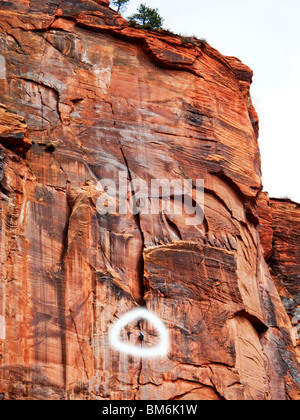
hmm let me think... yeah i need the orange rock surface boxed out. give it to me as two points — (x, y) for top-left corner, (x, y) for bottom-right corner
(258, 195), (300, 365)
(0, 0), (299, 400)
(0, 104), (31, 155)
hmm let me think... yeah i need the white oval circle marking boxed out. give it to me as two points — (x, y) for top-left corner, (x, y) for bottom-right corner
(110, 308), (169, 358)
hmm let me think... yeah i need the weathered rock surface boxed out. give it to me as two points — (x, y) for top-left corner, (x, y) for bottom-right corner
(0, 104), (31, 155)
(258, 195), (300, 365)
(0, 0), (299, 400)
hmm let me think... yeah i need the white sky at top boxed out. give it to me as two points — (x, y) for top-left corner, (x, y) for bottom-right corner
(111, 0), (300, 202)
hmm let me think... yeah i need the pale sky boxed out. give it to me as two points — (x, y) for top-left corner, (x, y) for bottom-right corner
(112, 0), (300, 202)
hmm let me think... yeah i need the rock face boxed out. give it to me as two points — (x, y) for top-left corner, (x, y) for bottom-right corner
(0, 0), (299, 400)
(257, 195), (300, 364)
(0, 104), (31, 155)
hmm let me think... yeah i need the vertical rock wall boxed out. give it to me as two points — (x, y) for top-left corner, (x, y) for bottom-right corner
(0, 0), (299, 400)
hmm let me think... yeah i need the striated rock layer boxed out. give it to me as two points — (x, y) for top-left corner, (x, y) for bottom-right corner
(258, 195), (300, 364)
(0, 0), (299, 400)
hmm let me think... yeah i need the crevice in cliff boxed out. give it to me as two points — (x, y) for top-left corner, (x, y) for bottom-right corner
(51, 153), (70, 182)
(136, 359), (143, 395)
(69, 307), (89, 381)
(214, 172), (262, 228)
(167, 379), (226, 400)
(168, 386), (206, 401)
(38, 84), (45, 131)
(214, 172), (247, 202)
(161, 212), (182, 241)
(205, 187), (235, 221)
(108, 98), (146, 305)
(56, 267), (67, 396)
(6, 31), (30, 56)
(234, 310), (268, 334)
(61, 184), (72, 263)
(119, 145), (146, 305)
(208, 376), (232, 401)
(56, 186), (72, 396)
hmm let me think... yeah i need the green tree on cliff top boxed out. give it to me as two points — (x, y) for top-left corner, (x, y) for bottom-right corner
(112, 0), (130, 13)
(129, 3), (164, 30)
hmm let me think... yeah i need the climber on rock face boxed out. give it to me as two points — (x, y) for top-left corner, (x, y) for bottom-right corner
(139, 331), (144, 342)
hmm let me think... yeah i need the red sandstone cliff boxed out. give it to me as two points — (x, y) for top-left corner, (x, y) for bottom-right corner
(257, 195), (300, 364)
(0, 0), (299, 400)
